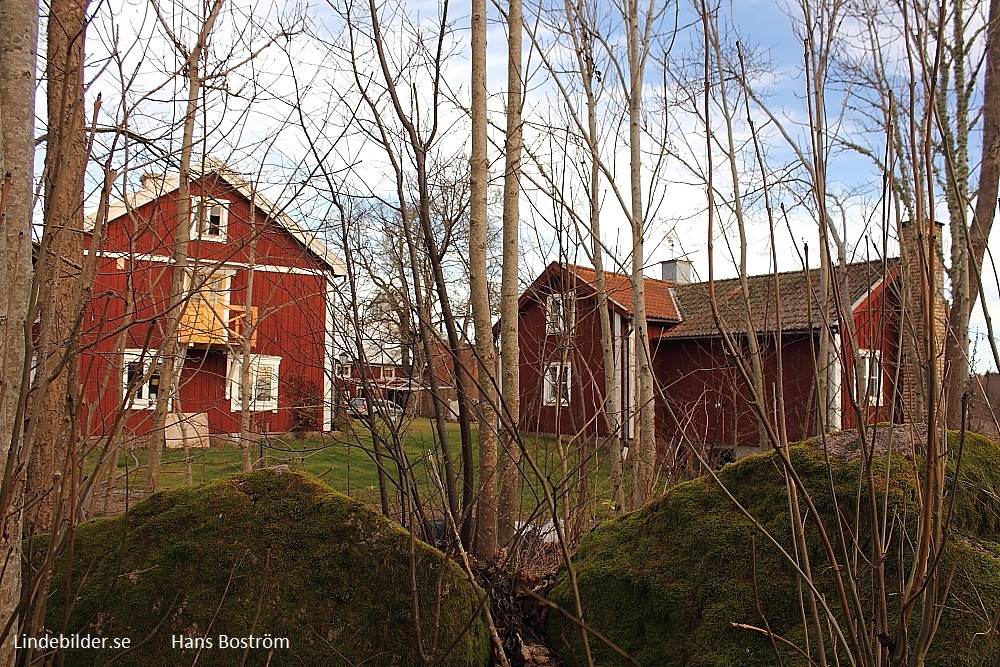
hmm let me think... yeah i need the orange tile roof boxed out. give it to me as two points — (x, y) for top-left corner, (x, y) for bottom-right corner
(564, 263), (681, 321)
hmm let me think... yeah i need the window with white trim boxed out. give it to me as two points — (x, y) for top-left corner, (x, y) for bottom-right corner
(855, 349), (883, 406)
(546, 292), (574, 334)
(187, 269), (231, 308)
(123, 349), (161, 410)
(543, 362), (571, 406)
(228, 354), (281, 412)
(191, 197), (229, 242)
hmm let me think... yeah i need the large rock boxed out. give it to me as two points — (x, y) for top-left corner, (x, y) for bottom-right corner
(27, 468), (491, 666)
(547, 427), (1000, 666)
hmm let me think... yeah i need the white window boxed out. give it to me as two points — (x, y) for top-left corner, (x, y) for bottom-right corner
(856, 349), (883, 406)
(123, 349), (162, 410)
(186, 269), (231, 309)
(543, 362), (571, 406)
(228, 354), (281, 412)
(546, 292), (574, 334)
(191, 197), (229, 242)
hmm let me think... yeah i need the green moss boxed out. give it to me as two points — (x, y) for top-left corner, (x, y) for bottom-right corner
(28, 469), (490, 667)
(548, 429), (1000, 667)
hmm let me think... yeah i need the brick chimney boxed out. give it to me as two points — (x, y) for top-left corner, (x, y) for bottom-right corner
(897, 218), (947, 424)
(661, 259), (693, 284)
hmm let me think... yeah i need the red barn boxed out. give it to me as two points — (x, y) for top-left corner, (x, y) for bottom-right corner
(81, 161), (345, 442)
(515, 251), (927, 460)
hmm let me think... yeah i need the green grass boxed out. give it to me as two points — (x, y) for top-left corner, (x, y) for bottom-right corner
(111, 418), (618, 522)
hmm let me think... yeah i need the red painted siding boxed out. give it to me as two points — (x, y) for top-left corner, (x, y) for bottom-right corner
(517, 276), (624, 437)
(653, 335), (819, 451)
(841, 276), (901, 429)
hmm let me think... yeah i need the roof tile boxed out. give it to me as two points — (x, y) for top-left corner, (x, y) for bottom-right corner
(660, 258), (899, 338)
(565, 264), (681, 321)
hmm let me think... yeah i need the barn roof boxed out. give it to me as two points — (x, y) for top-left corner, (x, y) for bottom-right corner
(659, 258), (900, 339)
(85, 158), (346, 276)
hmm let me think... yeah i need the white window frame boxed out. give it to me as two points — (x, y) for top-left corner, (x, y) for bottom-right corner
(227, 354), (281, 412)
(546, 291), (575, 334)
(185, 268), (233, 306)
(856, 349), (883, 407)
(190, 197), (229, 242)
(543, 362), (571, 407)
(123, 349), (162, 410)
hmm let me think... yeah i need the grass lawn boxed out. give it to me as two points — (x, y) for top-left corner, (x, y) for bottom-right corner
(112, 418), (617, 522)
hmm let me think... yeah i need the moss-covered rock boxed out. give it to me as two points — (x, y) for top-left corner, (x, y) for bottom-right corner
(28, 468), (490, 667)
(547, 428), (1000, 667)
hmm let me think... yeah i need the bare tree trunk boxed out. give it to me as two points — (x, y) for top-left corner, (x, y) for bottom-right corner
(27, 0), (90, 536)
(238, 197), (260, 472)
(625, 0), (655, 507)
(146, 0), (226, 492)
(470, 0), (498, 558)
(946, 0), (1000, 427)
(497, 0), (523, 548)
(0, 0), (38, 659)
(564, 0), (623, 508)
(704, 18), (767, 450)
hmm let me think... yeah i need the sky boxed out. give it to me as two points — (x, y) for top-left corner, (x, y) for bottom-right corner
(75, 0), (1000, 372)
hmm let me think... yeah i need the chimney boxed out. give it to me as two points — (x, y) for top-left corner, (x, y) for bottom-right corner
(140, 172), (166, 193)
(897, 218), (947, 424)
(661, 259), (692, 284)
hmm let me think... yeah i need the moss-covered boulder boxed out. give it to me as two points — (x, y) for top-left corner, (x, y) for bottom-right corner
(28, 468), (490, 666)
(547, 428), (1000, 667)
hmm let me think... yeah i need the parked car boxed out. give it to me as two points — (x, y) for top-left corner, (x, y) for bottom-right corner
(371, 399), (404, 415)
(349, 397), (404, 418)
(348, 397), (369, 417)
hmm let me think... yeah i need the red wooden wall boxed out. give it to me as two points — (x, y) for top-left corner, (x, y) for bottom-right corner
(518, 279), (615, 437)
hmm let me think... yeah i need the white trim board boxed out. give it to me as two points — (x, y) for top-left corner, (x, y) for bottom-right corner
(86, 250), (330, 277)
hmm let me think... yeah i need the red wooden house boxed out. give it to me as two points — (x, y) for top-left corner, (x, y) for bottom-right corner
(515, 262), (681, 439)
(81, 161), (346, 442)
(653, 258), (902, 458)
(515, 247), (929, 459)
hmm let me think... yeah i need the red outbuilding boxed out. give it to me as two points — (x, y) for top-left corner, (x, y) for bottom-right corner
(80, 161), (345, 443)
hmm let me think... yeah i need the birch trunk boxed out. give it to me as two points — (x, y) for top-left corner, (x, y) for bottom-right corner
(470, 0), (498, 558)
(946, 0), (1000, 427)
(626, 0), (656, 507)
(498, 0), (524, 546)
(0, 0), (38, 659)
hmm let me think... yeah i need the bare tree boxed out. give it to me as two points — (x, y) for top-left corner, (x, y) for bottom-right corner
(470, 0), (500, 558)
(27, 0), (92, 536)
(944, 0), (1000, 426)
(0, 0), (38, 660)
(144, 0), (226, 492)
(498, 0), (524, 546)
